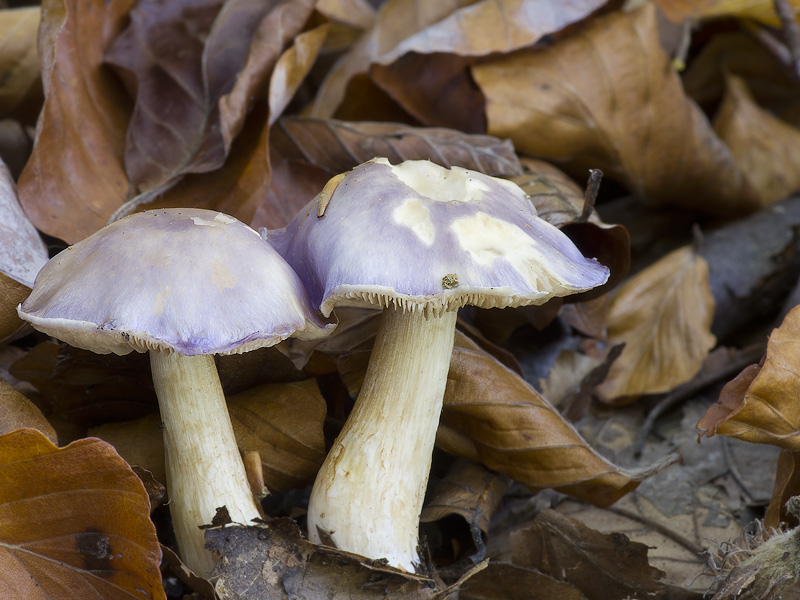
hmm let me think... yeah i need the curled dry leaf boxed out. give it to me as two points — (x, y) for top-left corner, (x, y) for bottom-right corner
(316, 0), (375, 30)
(473, 4), (760, 215)
(0, 378), (56, 443)
(697, 305), (800, 449)
(311, 0), (606, 123)
(0, 429), (164, 600)
(597, 244), (717, 402)
(91, 380), (327, 492)
(765, 449), (800, 528)
(19, 0), (135, 243)
(653, 0), (799, 24)
(439, 347), (672, 507)
(0, 6), (42, 120)
(714, 74), (800, 207)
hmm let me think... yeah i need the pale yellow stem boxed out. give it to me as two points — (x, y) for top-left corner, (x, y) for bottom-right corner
(150, 352), (262, 576)
(307, 308), (458, 571)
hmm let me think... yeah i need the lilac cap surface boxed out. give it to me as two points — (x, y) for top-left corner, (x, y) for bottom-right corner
(269, 158), (610, 317)
(18, 209), (332, 356)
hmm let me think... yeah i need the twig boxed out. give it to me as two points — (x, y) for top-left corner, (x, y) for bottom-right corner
(579, 169), (603, 223)
(608, 503), (705, 555)
(720, 437), (770, 504)
(632, 343), (766, 458)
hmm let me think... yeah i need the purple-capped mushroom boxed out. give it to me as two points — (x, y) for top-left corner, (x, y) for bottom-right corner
(17, 208), (332, 576)
(270, 158), (610, 572)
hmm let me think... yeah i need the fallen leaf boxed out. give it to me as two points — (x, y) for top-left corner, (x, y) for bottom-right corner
(597, 244), (717, 402)
(91, 380), (327, 492)
(697, 305), (800, 449)
(695, 362), (762, 441)
(316, 0), (375, 30)
(311, 0), (606, 123)
(0, 429), (164, 599)
(0, 6), (42, 120)
(511, 508), (700, 600)
(473, 4), (760, 214)
(206, 518), (441, 599)
(458, 562), (588, 600)
(0, 379), (56, 443)
(439, 346), (673, 507)
(18, 0), (135, 243)
(653, 0), (800, 24)
(421, 459), (511, 536)
(714, 74), (800, 206)
(765, 449), (800, 528)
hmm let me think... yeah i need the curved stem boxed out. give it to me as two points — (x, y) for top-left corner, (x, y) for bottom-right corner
(150, 352), (262, 576)
(308, 308), (458, 571)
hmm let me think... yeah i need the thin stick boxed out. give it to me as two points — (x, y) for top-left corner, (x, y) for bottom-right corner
(579, 169), (603, 223)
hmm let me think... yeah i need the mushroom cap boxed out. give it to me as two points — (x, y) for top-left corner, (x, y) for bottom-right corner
(18, 209), (332, 356)
(269, 158), (610, 317)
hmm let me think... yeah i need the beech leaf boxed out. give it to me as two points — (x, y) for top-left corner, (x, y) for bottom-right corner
(0, 379), (56, 443)
(597, 244), (717, 402)
(472, 4), (760, 214)
(0, 6), (42, 118)
(697, 305), (800, 449)
(653, 0), (800, 25)
(0, 429), (164, 599)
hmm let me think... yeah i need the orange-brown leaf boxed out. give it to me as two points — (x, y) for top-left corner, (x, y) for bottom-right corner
(597, 245), (716, 402)
(0, 429), (164, 599)
(697, 305), (800, 449)
(18, 0), (135, 243)
(473, 4), (760, 215)
(653, 0), (799, 24)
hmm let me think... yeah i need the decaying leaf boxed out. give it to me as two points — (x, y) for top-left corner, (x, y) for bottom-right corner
(19, 0), (135, 243)
(714, 74), (800, 207)
(511, 508), (700, 600)
(0, 6), (42, 119)
(458, 562), (588, 600)
(206, 518), (441, 599)
(91, 380), (327, 492)
(473, 4), (759, 214)
(597, 244), (717, 402)
(697, 305), (800, 449)
(765, 450), (800, 528)
(0, 378), (56, 443)
(0, 429), (164, 599)
(439, 346), (674, 507)
(653, 0), (800, 24)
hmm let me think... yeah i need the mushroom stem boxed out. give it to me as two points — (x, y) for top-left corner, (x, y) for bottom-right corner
(308, 308), (458, 571)
(150, 352), (262, 576)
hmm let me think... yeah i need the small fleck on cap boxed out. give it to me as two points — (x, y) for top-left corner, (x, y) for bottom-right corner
(18, 209), (332, 356)
(270, 158), (610, 317)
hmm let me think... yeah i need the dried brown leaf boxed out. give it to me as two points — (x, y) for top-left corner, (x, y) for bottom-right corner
(420, 459), (511, 535)
(765, 449), (800, 528)
(0, 429), (164, 599)
(597, 245), (717, 402)
(0, 6), (41, 118)
(695, 362), (762, 441)
(440, 347), (670, 507)
(473, 4), (760, 214)
(316, 0), (375, 30)
(312, 0), (606, 120)
(458, 562), (588, 600)
(715, 74), (800, 206)
(0, 379), (56, 443)
(653, 0), (798, 24)
(18, 0), (135, 243)
(697, 305), (800, 449)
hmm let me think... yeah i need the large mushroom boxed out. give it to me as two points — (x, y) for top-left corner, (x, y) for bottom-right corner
(269, 158), (610, 572)
(17, 208), (331, 576)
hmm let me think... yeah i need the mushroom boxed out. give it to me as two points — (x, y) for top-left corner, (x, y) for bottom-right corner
(269, 158), (610, 572)
(17, 208), (332, 576)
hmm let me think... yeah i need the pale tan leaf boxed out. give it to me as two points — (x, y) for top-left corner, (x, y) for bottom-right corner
(473, 4), (760, 214)
(0, 7), (41, 117)
(597, 245), (716, 401)
(316, 0), (375, 30)
(653, 0), (800, 24)
(0, 379), (56, 444)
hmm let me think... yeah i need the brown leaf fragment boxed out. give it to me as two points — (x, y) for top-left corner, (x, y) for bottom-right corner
(715, 74), (800, 207)
(0, 378), (56, 443)
(160, 544), (216, 599)
(440, 347), (672, 507)
(206, 518), (441, 599)
(766, 450), (800, 528)
(473, 4), (760, 214)
(458, 562), (588, 600)
(421, 459), (511, 536)
(0, 6), (42, 119)
(697, 305), (800, 450)
(511, 509), (699, 600)
(597, 244), (717, 402)
(653, 0), (795, 24)
(696, 362), (762, 441)
(18, 0), (135, 243)
(0, 429), (164, 600)
(132, 466), (167, 513)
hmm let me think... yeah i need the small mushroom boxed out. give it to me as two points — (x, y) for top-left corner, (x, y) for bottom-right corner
(270, 158), (610, 572)
(17, 208), (331, 576)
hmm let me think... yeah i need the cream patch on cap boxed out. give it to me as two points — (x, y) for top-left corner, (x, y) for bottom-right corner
(388, 160), (491, 204)
(393, 198), (435, 245)
(451, 212), (571, 290)
(191, 212), (237, 227)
